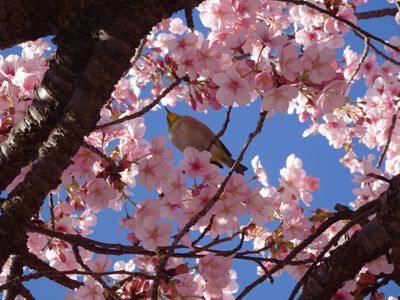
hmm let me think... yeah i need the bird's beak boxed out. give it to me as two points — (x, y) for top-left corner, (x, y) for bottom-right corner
(164, 106), (171, 114)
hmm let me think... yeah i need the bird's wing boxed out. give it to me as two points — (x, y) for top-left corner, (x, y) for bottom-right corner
(179, 117), (232, 157)
(173, 116), (215, 151)
(216, 139), (232, 157)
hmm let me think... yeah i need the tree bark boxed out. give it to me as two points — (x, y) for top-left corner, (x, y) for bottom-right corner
(0, 0), (201, 272)
(0, 31), (95, 190)
(299, 175), (400, 299)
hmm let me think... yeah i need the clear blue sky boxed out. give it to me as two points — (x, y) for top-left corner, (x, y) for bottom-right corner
(1, 1), (399, 299)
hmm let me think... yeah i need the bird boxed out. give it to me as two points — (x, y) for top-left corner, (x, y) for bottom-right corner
(165, 107), (247, 174)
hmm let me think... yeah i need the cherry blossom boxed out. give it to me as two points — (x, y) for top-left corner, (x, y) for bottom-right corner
(135, 216), (173, 251)
(73, 278), (105, 300)
(179, 147), (213, 178)
(303, 46), (337, 84)
(213, 67), (251, 106)
(138, 156), (169, 190)
(262, 84), (299, 113)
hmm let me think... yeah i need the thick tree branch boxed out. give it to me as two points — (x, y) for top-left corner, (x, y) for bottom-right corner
(0, 1), (91, 50)
(0, 30), (95, 191)
(22, 250), (82, 290)
(235, 201), (377, 300)
(299, 174), (400, 299)
(390, 240), (400, 285)
(0, 0), (202, 272)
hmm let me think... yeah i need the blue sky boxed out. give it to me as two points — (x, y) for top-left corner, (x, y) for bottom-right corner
(1, 1), (399, 299)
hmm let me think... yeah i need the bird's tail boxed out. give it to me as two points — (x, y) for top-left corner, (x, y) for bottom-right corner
(226, 157), (248, 175)
(234, 163), (248, 175)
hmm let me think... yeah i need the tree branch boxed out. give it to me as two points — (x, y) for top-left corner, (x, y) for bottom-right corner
(0, 269), (152, 292)
(290, 203), (377, 300)
(234, 201), (376, 300)
(72, 245), (119, 300)
(278, 0), (400, 53)
(207, 106), (232, 151)
(2, 254), (24, 300)
(21, 249), (82, 290)
(299, 174), (400, 299)
(356, 8), (397, 20)
(376, 112), (398, 168)
(0, 0), (202, 272)
(0, 29), (96, 191)
(0, 1), (86, 50)
(95, 78), (182, 131)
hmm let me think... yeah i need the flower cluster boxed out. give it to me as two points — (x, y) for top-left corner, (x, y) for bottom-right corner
(1, 0), (399, 299)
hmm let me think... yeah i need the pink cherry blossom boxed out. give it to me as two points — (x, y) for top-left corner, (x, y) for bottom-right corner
(262, 85), (298, 113)
(244, 186), (274, 226)
(160, 168), (187, 201)
(110, 259), (136, 280)
(82, 178), (120, 212)
(168, 32), (198, 58)
(213, 67), (251, 106)
(138, 156), (169, 190)
(366, 255), (394, 275)
(176, 274), (200, 298)
(73, 277), (104, 300)
(318, 113), (351, 148)
(169, 18), (188, 35)
(251, 155), (269, 187)
(87, 254), (112, 273)
(135, 216), (173, 251)
(306, 176), (320, 192)
(197, 0), (234, 29)
(316, 80), (347, 113)
(198, 254), (232, 283)
(150, 135), (174, 161)
(277, 43), (302, 82)
(303, 46), (336, 84)
(179, 147), (213, 178)
(212, 195), (246, 236)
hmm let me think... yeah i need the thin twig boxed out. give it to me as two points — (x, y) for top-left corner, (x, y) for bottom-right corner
(256, 261), (273, 283)
(122, 37), (147, 78)
(21, 248), (82, 290)
(207, 106), (233, 151)
(27, 225), (155, 256)
(353, 31), (400, 66)
(95, 78), (181, 130)
(359, 274), (393, 298)
(191, 215), (215, 246)
(278, 0), (400, 53)
(346, 37), (369, 92)
(376, 112), (399, 168)
(356, 8), (397, 20)
(365, 173), (391, 183)
(0, 270), (153, 292)
(151, 111), (268, 300)
(184, 8), (194, 31)
(72, 246), (119, 300)
(49, 194), (56, 231)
